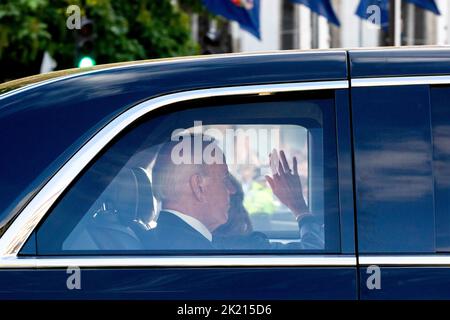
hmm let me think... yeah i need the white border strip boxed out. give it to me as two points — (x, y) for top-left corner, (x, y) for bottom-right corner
(0, 255), (356, 269)
(352, 75), (450, 87)
(0, 80), (348, 257)
(360, 256), (450, 266)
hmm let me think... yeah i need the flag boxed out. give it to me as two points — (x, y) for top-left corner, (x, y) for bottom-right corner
(203, 0), (261, 39)
(289, 0), (340, 26)
(355, 0), (389, 29)
(404, 0), (440, 15)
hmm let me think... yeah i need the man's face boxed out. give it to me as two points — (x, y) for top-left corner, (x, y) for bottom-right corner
(203, 163), (236, 231)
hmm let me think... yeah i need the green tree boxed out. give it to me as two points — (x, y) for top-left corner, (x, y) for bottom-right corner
(0, 0), (200, 82)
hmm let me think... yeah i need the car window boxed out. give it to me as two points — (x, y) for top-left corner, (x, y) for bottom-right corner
(34, 92), (340, 255)
(183, 124), (309, 238)
(431, 86), (450, 252)
(353, 85), (435, 253)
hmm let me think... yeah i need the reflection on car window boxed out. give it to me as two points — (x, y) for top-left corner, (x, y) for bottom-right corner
(35, 93), (340, 255)
(432, 86), (450, 252)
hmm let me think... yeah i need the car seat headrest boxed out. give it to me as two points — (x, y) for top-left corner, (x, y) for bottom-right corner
(111, 167), (154, 225)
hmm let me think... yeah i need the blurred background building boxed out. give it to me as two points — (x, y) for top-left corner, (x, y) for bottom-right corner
(196, 0), (450, 53)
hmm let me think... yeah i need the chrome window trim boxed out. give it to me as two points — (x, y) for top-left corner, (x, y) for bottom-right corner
(0, 50), (346, 100)
(0, 80), (348, 258)
(0, 255), (356, 269)
(352, 75), (450, 87)
(360, 256), (450, 266)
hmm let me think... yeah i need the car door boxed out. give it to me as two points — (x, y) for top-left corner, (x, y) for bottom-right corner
(350, 49), (450, 299)
(0, 52), (357, 300)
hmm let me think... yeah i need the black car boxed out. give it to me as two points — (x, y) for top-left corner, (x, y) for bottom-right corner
(1, 48), (450, 299)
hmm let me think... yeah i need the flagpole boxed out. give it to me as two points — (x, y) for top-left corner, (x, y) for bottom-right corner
(394, 0), (401, 46)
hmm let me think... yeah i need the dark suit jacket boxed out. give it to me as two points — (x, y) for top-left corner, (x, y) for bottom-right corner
(148, 211), (323, 251)
(213, 215), (324, 250)
(151, 211), (214, 250)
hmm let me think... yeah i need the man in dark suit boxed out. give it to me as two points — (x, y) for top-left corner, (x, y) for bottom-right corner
(151, 134), (236, 250)
(150, 132), (320, 251)
(151, 210), (214, 250)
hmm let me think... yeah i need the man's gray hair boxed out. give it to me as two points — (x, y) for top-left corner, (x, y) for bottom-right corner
(152, 134), (219, 203)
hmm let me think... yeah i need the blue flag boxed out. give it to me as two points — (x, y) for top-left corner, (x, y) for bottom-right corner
(289, 0), (340, 26)
(355, 0), (389, 29)
(203, 0), (261, 39)
(356, 0), (439, 30)
(404, 0), (440, 15)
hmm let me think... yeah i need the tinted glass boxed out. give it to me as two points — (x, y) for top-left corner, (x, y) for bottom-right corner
(352, 85), (435, 253)
(431, 86), (450, 252)
(35, 93), (340, 255)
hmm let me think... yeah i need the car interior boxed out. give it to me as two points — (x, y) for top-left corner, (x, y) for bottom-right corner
(36, 94), (337, 254)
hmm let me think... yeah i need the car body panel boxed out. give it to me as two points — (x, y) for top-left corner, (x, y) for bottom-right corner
(359, 267), (450, 300)
(0, 267), (357, 300)
(335, 89), (355, 255)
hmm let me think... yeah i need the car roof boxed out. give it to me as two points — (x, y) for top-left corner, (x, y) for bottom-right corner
(2, 46), (449, 96)
(349, 46), (450, 78)
(0, 49), (344, 96)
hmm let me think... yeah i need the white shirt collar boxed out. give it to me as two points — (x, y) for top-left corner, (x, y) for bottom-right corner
(162, 209), (212, 242)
